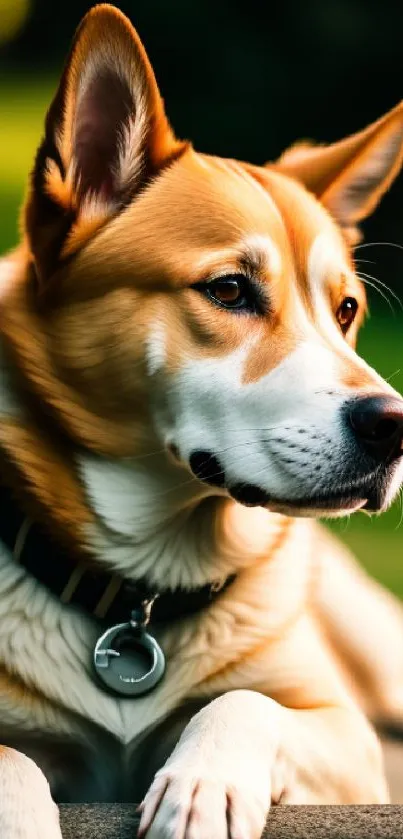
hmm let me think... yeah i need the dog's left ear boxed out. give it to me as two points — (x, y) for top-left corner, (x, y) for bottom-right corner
(275, 102), (403, 243)
(25, 4), (186, 283)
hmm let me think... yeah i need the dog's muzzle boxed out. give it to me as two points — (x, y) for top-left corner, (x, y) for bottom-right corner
(188, 394), (403, 514)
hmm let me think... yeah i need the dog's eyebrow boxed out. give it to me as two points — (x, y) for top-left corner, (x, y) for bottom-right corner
(188, 234), (282, 284)
(238, 234), (282, 277)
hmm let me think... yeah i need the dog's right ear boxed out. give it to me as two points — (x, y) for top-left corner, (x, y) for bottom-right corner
(24, 4), (186, 284)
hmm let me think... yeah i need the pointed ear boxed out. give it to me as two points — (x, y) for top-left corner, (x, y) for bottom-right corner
(275, 102), (403, 242)
(25, 4), (186, 282)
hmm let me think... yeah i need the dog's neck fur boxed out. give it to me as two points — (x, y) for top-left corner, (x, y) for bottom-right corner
(0, 256), (290, 591)
(77, 452), (291, 589)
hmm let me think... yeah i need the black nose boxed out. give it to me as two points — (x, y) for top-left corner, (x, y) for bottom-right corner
(348, 395), (403, 460)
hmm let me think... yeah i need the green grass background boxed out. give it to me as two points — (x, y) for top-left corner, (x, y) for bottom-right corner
(1, 80), (402, 597)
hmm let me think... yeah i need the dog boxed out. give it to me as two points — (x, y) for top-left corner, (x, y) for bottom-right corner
(2, 3), (403, 836)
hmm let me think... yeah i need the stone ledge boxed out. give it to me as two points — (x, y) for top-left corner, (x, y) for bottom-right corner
(60, 804), (403, 838)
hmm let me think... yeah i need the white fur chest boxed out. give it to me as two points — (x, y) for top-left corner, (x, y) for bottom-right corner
(0, 536), (196, 744)
(0, 511), (313, 748)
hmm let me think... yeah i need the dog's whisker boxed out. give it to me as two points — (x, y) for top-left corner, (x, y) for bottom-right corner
(357, 270), (403, 311)
(141, 445), (283, 500)
(124, 427), (297, 464)
(216, 424), (304, 433)
(385, 369), (401, 384)
(356, 273), (396, 313)
(354, 241), (403, 252)
(123, 432), (329, 490)
(123, 448), (167, 462)
(395, 487), (403, 531)
(150, 475), (202, 497)
(339, 515), (351, 534)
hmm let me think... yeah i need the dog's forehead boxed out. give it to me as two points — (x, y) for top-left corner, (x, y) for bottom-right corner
(82, 147), (349, 296)
(122, 150), (289, 275)
(248, 165), (351, 286)
(75, 153), (270, 289)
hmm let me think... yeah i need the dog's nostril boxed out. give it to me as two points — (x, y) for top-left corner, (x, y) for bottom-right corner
(189, 450), (226, 487)
(371, 418), (399, 442)
(229, 484), (270, 507)
(348, 395), (403, 460)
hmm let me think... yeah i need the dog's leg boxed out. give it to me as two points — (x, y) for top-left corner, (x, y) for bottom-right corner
(311, 523), (403, 726)
(138, 692), (386, 839)
(138, 622), (387, 839)
(0, 747), (62, 838)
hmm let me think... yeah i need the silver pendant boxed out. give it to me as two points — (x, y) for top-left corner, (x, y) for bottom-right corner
(93, 596), (165, 697)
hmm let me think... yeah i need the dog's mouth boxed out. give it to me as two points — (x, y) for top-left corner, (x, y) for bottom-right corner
(187, 449), (400, 516)
(227, 470), (394, 517)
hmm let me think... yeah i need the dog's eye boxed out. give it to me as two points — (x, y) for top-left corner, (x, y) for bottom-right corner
(336, 297), (358, 333)
(195, 274), (259, 313)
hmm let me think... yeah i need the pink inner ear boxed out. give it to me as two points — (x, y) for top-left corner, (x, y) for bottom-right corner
(74, 69), (134, 201)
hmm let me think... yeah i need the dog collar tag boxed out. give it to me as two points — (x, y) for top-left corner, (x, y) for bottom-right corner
(93, 596), (165, 697)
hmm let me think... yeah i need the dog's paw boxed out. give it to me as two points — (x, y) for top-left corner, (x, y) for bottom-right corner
(137, 765), (270, 839)
(137, 692), (283, 838)
(0, 748), (62, 839)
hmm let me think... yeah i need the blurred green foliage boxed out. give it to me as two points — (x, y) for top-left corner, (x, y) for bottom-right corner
(0, 0), (30, 44)
(0, 79), (55, 247)
(0, 74), (402, 598)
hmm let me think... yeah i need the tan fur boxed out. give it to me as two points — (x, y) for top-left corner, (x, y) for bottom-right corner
(276, 101), (403, 228)
(2, 5), (403, 838)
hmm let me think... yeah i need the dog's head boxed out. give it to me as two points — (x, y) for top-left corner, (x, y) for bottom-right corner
(20, 4), (403, 518)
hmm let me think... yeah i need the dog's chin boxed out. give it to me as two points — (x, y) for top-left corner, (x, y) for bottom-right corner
(228, 472), (398, 519)
(247, 493), (368, 519)
(264, 496), (368, 519)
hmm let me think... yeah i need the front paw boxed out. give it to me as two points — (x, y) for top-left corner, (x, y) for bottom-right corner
(0, 749), (62, 839)
(138, 767), (270, 839)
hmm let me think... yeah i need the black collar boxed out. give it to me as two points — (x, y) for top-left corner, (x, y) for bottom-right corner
(0, 485), (236, 626)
